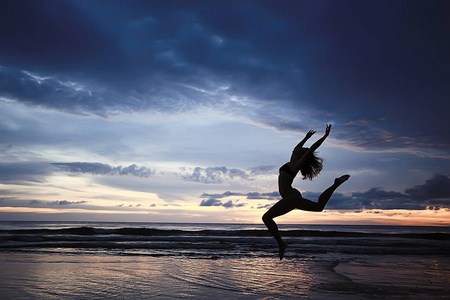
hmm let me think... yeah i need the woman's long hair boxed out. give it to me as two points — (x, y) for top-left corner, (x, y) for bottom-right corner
(300, 150), (324, 180)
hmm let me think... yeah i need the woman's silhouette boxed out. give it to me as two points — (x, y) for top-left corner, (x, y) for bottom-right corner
(262, 124), (350, 260)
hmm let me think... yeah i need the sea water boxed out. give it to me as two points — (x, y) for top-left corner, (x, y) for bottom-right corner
(0, 222), (449, 299)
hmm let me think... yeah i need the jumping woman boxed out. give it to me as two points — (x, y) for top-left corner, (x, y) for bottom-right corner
(262, 124), (350, 260)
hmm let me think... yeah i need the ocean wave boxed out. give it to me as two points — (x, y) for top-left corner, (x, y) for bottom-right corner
(1, 226), (449, 258)
(1, 226), (449, 239)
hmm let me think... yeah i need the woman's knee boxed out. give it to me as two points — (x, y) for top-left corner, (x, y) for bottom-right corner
(262, 212), (272, 223)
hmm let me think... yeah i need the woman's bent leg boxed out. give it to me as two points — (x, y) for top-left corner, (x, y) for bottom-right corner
(262, 198), (295, 260)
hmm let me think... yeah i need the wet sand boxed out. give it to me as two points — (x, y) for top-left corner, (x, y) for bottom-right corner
(1, 253), (448, 299)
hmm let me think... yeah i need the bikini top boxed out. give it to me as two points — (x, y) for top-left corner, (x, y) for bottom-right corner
(279, 163), (298, 177)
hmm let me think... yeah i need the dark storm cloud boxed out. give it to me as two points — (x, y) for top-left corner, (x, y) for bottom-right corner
(0, 66), (100, 115)
(53, 162), (154, 177)
(0, 0), (237, 115)
(1, 0), (449, 152)
(0, 65), (219, 116)
(405, 174), (450, 201)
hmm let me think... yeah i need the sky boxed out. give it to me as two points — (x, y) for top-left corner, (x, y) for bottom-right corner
(0, 0), (449, 225)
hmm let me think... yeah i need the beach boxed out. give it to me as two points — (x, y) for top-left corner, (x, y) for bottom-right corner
(0, 222), (449, 299)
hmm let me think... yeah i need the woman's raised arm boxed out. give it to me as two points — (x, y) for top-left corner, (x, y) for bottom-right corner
(307, 124), (331, 153)
(293, 129), (316, 152)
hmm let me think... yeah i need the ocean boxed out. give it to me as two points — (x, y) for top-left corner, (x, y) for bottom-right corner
(0, 222), (449, 299)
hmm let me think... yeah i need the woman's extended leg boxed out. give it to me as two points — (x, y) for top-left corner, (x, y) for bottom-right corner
(262, 198), (295, 260)
(295, 175), (350, 212)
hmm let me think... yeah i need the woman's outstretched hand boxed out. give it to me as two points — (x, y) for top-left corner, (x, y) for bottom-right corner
(306, 129), (316, 139)
(324, 124), (332, 137)
(309, 124), (332, 151)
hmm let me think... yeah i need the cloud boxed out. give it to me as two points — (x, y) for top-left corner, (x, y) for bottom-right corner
(181, 166), (249, 184)
(198, 174), (450, 211)
(53, 162), (154, 178)
(48, 200), (88, 206)
(0, 162), (55, 184)
(223, 200), (246, 208)
(199, 197), (246, 209)
(200, 191), (279, 200)
(0, 161), (155, 186)
(257, 203), (272, 209)
(0, 66), (99, 115)
(0, 198), (88, 208)
(200, 198), (222, 207)
(198, 190), (278, 209)
(248, 165), (277, 175)
(1, 1), (449, 155)
(326, 174), (450, 210)
(1, 1), (449, 226)
(200, 191), (244, 199)
(0, 198), (43, 208)
(246, 191), (279, 200)
(405, 174), (450, 201)
(348, 189), (417, 210)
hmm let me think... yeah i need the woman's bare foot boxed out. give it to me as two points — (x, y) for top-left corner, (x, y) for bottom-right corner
(334, 174), (350, 186)
(279, 242), (288, 260)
